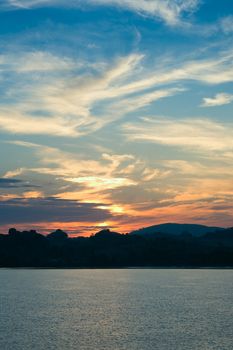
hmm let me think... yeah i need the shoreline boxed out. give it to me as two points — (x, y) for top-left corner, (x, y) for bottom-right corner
(1, 266), (233, 270)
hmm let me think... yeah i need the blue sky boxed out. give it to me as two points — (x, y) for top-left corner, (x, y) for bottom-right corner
(0, 0), (232, 234)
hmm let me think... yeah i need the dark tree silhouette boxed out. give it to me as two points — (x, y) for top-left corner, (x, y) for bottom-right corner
(0, 226), (232, 268)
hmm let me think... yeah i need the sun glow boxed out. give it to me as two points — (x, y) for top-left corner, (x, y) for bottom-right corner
(97, 222), (109, 228)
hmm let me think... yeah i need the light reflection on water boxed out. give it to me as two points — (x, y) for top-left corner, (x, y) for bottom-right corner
(0, 269), (232, 350)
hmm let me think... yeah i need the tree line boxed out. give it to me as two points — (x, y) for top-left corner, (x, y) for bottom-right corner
(0, 227), (233, 268)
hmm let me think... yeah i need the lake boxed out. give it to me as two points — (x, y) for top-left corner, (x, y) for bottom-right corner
(0, 269), (232, 350)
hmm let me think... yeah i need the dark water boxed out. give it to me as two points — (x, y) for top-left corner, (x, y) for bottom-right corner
(0, 269), (232, 350)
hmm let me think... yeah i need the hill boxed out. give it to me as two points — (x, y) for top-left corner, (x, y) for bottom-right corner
(130, 223), (224, 237)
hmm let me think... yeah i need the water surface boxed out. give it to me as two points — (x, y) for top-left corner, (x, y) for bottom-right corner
(0, 269), (232, 350)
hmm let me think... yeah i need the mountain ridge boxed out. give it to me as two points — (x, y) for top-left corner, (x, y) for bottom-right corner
(129, 223), (225, 237)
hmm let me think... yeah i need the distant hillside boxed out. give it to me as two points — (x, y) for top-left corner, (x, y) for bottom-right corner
(130, 223), (224, 237)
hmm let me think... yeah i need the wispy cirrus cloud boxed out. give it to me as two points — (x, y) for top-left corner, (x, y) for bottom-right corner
(0, 51), (184, 137)
(0, 53), (144, 136)
(1, 0), (200, 26)
(106, 87), (185, 116)
(0, 51), (76, 73)
(89, 0), (200, 26)
(1, 48), (233, 138)
(201, 93), (233, 107)
(123, 118), (233, 154)
(219, 15), (233, 34)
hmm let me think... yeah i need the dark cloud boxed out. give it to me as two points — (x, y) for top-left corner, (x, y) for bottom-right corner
(0, 197), (112, 224)
(0, 178), (39, 188)
(210, 204), (233, 211)
(0, 178), (22, 188)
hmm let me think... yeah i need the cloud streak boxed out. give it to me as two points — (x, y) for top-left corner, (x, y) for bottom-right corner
(0, 178), (39, 188)
(202, 93), (233, 107)
(220, 16), (233, 34)
(1, 0), (200, 26)
(89, 0), (200, 26)
(123, 118), (233, 154)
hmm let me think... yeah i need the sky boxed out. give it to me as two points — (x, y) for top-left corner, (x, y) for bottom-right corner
(0, 0), (233, 235)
